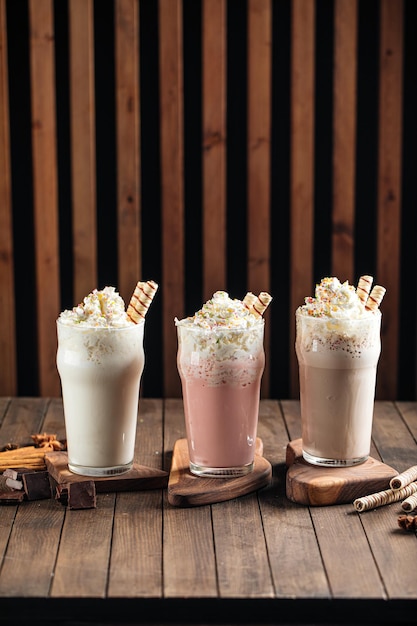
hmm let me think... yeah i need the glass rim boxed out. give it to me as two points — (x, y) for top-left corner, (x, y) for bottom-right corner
(56, 317), (145, 330)
(174, 317), (264, 333)
(296, 308), (381, 322)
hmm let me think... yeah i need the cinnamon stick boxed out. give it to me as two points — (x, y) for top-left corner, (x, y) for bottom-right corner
(0, 445), (48, 471)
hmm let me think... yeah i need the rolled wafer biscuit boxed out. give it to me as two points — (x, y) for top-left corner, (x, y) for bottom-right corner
(390, 465), (417, 490)
(365, 285), (386, 311)
(401, 492), (417, 513)
(127, 280), (158, 323)
(252, 292), (272, 317)
(243, 292), (257, 311)
(356, 275), (373, 305)
(353, 481), (417, 512)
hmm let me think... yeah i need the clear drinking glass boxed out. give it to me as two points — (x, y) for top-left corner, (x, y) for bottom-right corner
(176, 320), (265, 477)
(56, 319), (145, 476)
(295, 310), (382, 466)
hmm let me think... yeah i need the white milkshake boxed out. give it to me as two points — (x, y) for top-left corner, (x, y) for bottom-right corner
(296, 276), (385, 467)
(56, 286), (146, 476)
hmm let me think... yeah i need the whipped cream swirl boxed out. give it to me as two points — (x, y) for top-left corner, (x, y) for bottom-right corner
(299, 277), (373, 319)
(58, 286), (133, 328)
(176, 291), (260, 330)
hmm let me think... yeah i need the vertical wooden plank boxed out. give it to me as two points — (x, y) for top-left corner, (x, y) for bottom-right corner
(115, 0), (141, 303)
(159, 0), (184, 397)
(247, 0), (272, 397)
(289, 0), (315, 397)
(69, 0), (97, 304)
(376, 0), (403, 400)
(332, 0), (357, 283)
(0, 0), (16, 394)
(29, 0), (60, 396)
(202, 0), (226, 302)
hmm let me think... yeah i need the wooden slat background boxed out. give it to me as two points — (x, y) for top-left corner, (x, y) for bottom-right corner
(202, 0), (226, 304)
(115, 0), (141, 300)
(289, 0), (315, 397)
(29, 0), (61, 396)
(0, 0), (415, 402)
(0, 0), (16, 394)
(69, 0), (97, 305)
(247, 0), (272, 396)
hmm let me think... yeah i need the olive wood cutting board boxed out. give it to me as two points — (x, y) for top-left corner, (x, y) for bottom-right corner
(168, 437), (272, 507)
(45, 451), (169, 492)
(285, 438), (398, 506)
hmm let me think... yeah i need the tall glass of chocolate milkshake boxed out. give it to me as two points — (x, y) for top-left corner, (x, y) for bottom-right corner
(296, 276), (385, 467)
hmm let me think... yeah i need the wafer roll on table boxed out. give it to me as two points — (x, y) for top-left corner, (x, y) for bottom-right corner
(390, 465), (417, 490)
(401, 491), (417, 513)
(353, 481), (417, 512)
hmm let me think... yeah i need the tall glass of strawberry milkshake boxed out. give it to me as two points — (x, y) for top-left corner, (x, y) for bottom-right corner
(176, 290), (271, 477)
(296, 276), (385, 467)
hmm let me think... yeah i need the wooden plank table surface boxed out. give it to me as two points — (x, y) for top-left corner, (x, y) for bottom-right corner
(0, 397), (416, 625)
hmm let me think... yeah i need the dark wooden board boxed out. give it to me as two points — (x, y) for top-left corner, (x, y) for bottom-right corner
(168, 437), (272, 507)
(285, 438), (398, 506)
(45, 451), (168, 493)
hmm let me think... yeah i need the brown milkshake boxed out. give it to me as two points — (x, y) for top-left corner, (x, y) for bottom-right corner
(296, 276), (385, 466)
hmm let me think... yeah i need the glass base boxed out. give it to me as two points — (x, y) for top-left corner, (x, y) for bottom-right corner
(68, 460), (133, 477)
(189, 461), (254, 478)
(302, 449), (368, 467)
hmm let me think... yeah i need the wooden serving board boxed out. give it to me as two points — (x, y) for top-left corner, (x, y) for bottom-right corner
(285, 438), (398, 506)
(168, 438), (272, 507)
(45, 451), (169, 492)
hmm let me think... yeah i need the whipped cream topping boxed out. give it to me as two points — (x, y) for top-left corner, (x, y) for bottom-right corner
(176, 291), (261, 330)
(298, 277), (373, 319)
(58, 286), (133, 328)
(176, 291), (264, 364)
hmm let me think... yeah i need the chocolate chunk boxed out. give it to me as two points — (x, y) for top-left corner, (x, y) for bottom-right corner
(22, 471), (52, 500)
(0, 490), (25, 504)
(67, 481), (96, 510)
(55, 483), (69, 506)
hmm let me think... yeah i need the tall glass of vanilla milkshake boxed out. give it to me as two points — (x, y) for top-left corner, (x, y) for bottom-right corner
(296, 276), (385, 467)
(176, 290), (271, 477)
(57, 283), (157, 477)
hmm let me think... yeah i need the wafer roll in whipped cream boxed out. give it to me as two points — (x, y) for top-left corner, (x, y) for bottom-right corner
(365, 285), (386, 311)
(127, 280), (158, 323)
(243, 291), (272, 318)
(243, 292), (257, 311)
(356, 275), (373, 305)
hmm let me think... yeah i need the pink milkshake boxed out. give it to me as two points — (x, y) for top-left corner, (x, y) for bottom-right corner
(296, 276), (385, 467)
(176, 290), (271, 477)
